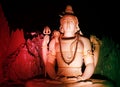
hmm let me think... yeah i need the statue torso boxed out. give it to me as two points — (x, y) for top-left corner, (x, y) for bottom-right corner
(55, 36), (84, 76)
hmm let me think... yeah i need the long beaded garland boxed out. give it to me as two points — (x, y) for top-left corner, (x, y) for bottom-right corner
(59, 35), (78, 65)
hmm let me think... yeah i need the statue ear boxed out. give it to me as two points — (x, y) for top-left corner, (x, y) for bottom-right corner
(76, 27), (83, 35)
(79, 30), (83, 35)
(59, 26), (64, 33)
(76, 26), (80, 32)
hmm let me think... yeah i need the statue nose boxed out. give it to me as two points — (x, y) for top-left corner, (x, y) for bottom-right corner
(66, 21), (70, 28)
(67, 21), (70, 24)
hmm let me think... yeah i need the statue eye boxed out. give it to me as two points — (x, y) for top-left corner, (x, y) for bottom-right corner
(63, 20), (67, 23)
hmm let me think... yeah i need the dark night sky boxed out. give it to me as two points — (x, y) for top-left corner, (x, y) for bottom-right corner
(0, 0), (118, 41)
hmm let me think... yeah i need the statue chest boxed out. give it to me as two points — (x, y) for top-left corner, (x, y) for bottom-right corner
(55, 39), (84, 65)
(55, 39), (84, 53)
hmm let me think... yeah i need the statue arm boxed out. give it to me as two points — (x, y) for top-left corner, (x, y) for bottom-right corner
(42, 26), (51, 66)
(42, 35), (50, 66)
(46, 39), (57, 79)
(81, 38), (95, 80)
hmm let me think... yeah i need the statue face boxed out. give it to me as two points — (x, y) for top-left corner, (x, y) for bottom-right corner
(60, 15), (79, 34)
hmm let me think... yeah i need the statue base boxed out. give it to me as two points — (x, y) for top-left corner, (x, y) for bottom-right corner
(25, 78), (114, 87)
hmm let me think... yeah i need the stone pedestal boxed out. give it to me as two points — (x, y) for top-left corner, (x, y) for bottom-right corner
(25, 79), (114, 87)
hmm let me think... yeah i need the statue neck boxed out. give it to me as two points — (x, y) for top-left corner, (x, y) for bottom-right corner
(61, 36), (76, 40)
(63, 32), (76, 37)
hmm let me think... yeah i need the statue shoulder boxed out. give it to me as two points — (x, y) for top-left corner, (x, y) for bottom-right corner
(79, 35), (90, 42)
(78, 35), (92, 49)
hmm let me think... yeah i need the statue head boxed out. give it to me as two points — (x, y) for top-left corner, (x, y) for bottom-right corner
(59, 5), (80, 34)
(59, 5), (83, 35)
(60, 15), (79, 33)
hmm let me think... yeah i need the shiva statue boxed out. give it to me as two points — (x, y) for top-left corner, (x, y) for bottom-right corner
(42, 5), (101, 84)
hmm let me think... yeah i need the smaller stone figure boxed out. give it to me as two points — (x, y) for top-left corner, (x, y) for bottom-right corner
(90, 35), (102, 67)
